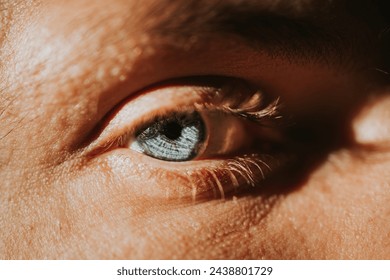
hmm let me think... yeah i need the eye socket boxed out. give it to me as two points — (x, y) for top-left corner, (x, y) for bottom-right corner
(87, 76), (292, 200)
(130, 111), (206, 161)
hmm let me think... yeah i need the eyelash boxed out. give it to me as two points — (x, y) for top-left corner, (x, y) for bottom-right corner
(199, 89), (283, 124)
(182, 153), (291, 201)
(88, 77), (292, 200)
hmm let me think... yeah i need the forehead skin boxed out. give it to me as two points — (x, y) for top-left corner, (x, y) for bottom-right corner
(0, 0), (389, 260)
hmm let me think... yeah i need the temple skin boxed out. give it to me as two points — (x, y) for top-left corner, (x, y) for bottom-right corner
(0, 0), (389, 259)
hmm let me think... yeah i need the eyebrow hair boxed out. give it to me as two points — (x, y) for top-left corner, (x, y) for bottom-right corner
(144, 0), (382, 67)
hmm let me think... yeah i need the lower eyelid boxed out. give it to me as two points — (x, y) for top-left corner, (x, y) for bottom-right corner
(102, 148), (290, 201)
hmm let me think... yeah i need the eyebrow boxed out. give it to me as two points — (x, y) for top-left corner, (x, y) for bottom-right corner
(144, 0), (379, 66)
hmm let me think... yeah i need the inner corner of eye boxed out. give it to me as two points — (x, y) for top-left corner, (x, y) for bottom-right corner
(128, 111), (207, 162)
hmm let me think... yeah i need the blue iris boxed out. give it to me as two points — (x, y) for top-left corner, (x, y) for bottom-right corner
(131, 112), (206, 161)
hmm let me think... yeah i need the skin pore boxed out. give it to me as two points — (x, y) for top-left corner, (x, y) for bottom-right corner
(0, 0), (389, 259)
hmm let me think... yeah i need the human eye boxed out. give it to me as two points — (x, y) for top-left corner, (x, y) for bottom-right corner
(85, 76), (293, 201)
(129, 77), (284, 162)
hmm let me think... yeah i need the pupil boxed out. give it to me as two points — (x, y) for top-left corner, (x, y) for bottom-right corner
(162, 121), (183, 140)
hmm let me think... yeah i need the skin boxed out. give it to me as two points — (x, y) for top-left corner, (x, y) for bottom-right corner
(0, 0), (389, 259)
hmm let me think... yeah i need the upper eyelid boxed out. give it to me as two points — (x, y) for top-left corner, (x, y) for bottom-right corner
(82, 84), (209, 154)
